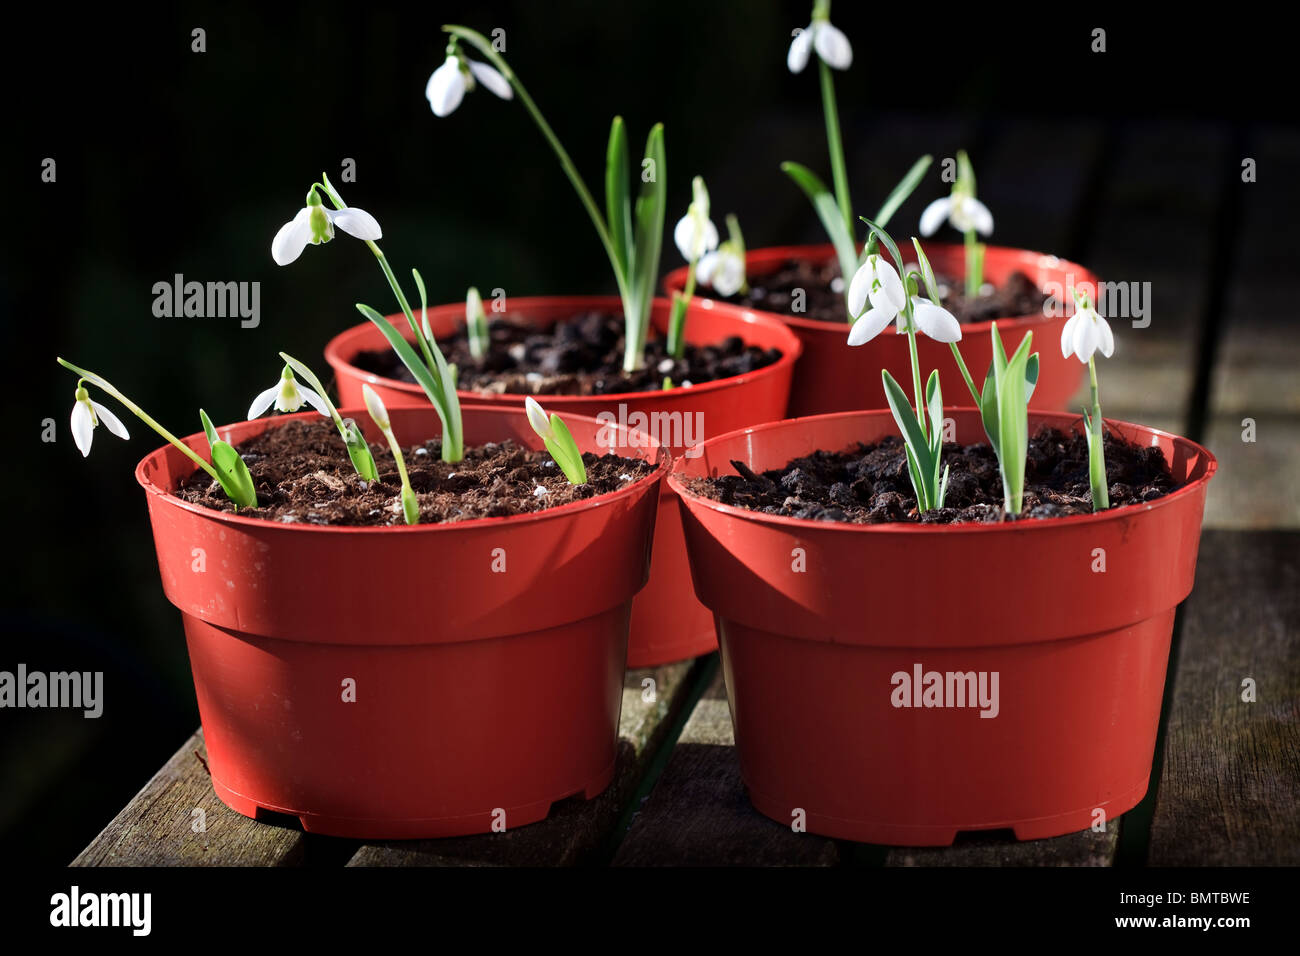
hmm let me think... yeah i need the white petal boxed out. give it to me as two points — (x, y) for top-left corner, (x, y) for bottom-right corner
(787, 26), (814, 73)
(912, 299), (963, 343)
(847, 260), (873, 318)
(1060, 313), (1079, 359)
(1073, 312), (1100, 363)
(966, 197), (994, 236)
(71, 402), (94, 457)
(92, 401), (130, 440)
(468, 60), (513, 100)
(847, 307), (895, 346)
(673, 214), (696, 261)
(362, 384), (389, 429)
(427, 58), (466, 117)
(695, 251), (719, 286)
(712, 253), (745, 297)
(1097, 315), (1115, 358)
(330, 206), (382, 241)
(299, 385), (332, 417)
(813, 21), (852, 69)
(919, 197), (951, 237)
(869, 260), (907, 314)
(525, 397), (552, 438)
(247, 385), (278, 420)
(271, 207), (314, 266)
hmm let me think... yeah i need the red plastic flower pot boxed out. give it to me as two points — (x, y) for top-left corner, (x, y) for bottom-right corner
(670, 408), (1216, 845)
(325, 296), (802, 668)
(665, 243), (1096, 418)
(134, 405), (668, 839)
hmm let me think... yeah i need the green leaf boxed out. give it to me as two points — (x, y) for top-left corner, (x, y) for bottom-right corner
(342, 419), (378, 481)
(357, 303), (462, 462)
(859, 216), (905, 278)
(991, 322), (1009, 378)
(937, 463), (950, 510)
(401, 486), (420, 526)
(1024, 352), (1040, 404)
(912, 238), (942, 305)
(606, 116), (632, 278)
(882, 370), (932, 481)
(627, 123), (666, 357)
(997, 347), (1029, 514)
(873, 155), (933, 238)
(200, 409), (257, 508)
(979, 360), (1001, 450)
(545, 412), (587, 485)
(902, 441), (928, 512)
(781, 161), (857, 295)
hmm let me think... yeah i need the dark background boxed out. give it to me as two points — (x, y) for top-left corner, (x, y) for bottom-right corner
(3, 2), (1292, 864)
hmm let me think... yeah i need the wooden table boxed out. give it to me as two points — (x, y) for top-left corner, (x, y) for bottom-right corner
(73, 118), (1300, 867)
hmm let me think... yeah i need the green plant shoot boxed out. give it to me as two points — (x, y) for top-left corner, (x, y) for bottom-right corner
(525, 398), (587, 485)
(361, 385), (419, 525)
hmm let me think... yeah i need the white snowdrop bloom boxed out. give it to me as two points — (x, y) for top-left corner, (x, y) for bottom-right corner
(248, 366), (331, 420)
(847, 256), (961, 345)
(1061, 299), (1115, 363)
(271, 193), (382, 266)
(696, 247), (745, 297)
(361, 383), (391, 430)
(70, 387), (129, 457)
(426, 54), (512, 117)
(674, 178), (718, 263)
(787, 18), (852, 72)
(919, 194), (994, 237)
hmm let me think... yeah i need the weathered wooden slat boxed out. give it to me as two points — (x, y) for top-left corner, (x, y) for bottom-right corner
(72, 729), (310, 867)
(1147, 530), (1300, 865)
(611, 669), (842, 866)
(344, 661), (700, 866)
(886, 830), (1118, 867)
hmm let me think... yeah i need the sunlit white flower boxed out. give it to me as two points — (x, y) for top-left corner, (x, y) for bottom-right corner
(846, 256), (961, 345)
(248, 366), (331, 420)
(70, 387), (129, 457)
(787, 18), (852, 72)
(919, 194), (994, 237)
(426, 53), (513, 117)
(361, 383), (390, 430)
(1061, 295), (1114, 364)
(525, 396), (553, 439)
(673, 177), (717, 262)
(271, 191), (382, 266)
(697, 247), (745, 297)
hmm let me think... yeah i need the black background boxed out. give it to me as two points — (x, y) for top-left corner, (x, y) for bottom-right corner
(2, 1), (1290, 864)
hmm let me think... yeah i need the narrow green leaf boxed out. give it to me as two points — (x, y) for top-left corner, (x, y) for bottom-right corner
(998, 348), (1029, 514)
(199, 408), (220, 446)
(912, 238), (942, 305)
(873, 155), (933, 234)
(902, 441), (929, 512)
(859, 216), (905, 278)
(781, 161), (857, 289)
(606, 116), (632, 277)
(882, 370), (932, 479)
(1024, 352), (1040, 404)
(546, 413), (587, 485)
(628, 123), (666, 357)
(937, 463), (950, 510)
(980, 361), (1001, 450)
(198, 408), (258, 508)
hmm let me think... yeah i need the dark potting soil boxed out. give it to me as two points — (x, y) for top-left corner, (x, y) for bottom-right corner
(175, 419), (656, 525)
(687, 426), (1180, 525)
(351, 310), (782, 396)
(704, 258), (1052, 326)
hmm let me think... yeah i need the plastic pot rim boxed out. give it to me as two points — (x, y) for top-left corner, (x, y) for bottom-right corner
(668, 406), (1218, 536)
(134, 405), (672, 535)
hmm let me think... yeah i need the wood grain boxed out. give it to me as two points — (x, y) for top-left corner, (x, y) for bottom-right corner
(1148, 531), (1300, 865)
(72, 729), (309, 867)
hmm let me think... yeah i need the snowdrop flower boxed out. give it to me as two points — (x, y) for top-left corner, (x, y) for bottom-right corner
(697, 247), (745, 297)
(919, 194), (994, 237)
(673, 177), (717, 262)
(70, 386), (129, 457)
(272, 189), (382, 266)
(525, 396), (553, 440)
(248, 366), (331, 420)
(1061, 292), (1115, 364)
(426, 48), (513, 117)
(846, 255), (962, 345)
(787, 13), (852, 72)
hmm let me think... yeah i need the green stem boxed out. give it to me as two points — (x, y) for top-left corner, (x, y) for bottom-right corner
(57, 358), (222, 483)
(1088, 356), (1109, 510)
(948, 342), (981, 406)
(442, 25), (634, 323)
(905, 314), (925, 440)
(964, 228), (979, 298)
(667, 264), (698, 358)
(817, 52), (852, 241)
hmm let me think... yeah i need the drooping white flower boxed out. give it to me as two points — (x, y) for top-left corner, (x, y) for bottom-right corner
(697, 247), (745, 297)
(271, 191), (382, 266)
(787, 18), (853, 72)
(361, 383), (391, 430)
(673, 177), (718, 262)
(919, 195), (994, 237)
(846, 255), (961, 345)
(1061, 297), (1115, 364)
(248, 366), (331, 420)
(70, 386), (129, 458)
(426, 53), (513, 117)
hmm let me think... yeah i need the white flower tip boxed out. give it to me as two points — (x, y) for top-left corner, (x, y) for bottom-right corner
(814, 21), (853, 69)
(525, 397), (552, 438)
(787, 27), (813, 73)
(362, 384), (389, 429)
(332, 207), (382, 241)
